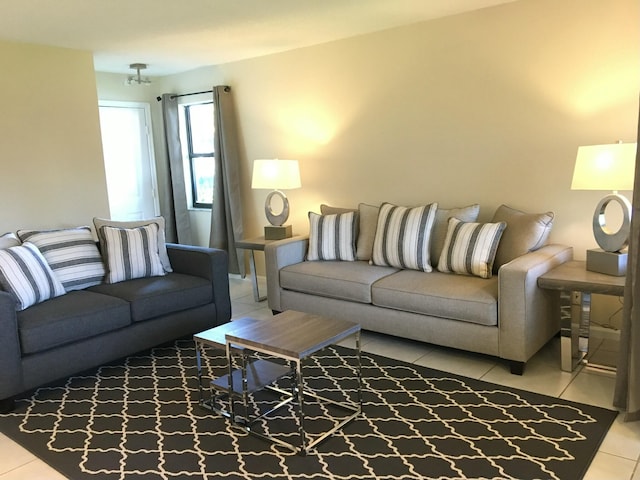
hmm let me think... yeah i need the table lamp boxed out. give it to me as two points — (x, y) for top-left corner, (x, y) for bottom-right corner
(251, 159), (301, 240)
(571, 142), (636, 276)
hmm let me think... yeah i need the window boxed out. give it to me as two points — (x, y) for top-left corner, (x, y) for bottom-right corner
(181, 102), (214, 209)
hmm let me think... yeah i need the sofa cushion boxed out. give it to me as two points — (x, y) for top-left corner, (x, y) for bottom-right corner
(320, 203), (379, 261)
(371, 269), (499, 326)
(437, 218), (506, 279)
(100, 224), (166, 284)
(94, 216), (173, 272)
(0, 242), (66, 311)
(431, 204), (480, 263)
(18, 290), (130, 355)
(491, 204), (554, 270)
(280, 260), (398, 304)
(17, 226), (106, 291)
(88, 273), (213, 322)
(307, 211), (357, 261)
(371, 202), (438, 272)
(0, 232), (20, 249)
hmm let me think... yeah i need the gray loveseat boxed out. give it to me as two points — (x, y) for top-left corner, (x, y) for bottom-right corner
(0, 236), (231, 412)
(266, 202), (573, 375)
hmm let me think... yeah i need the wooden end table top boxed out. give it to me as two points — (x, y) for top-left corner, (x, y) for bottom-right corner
(537, 260), (625, 296)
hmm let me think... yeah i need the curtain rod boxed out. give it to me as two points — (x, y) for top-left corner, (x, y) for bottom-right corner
(156, 86), (230, 102)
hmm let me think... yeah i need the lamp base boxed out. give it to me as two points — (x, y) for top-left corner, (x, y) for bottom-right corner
(264, 225), (292, 240)
(586, 248), (627, 276)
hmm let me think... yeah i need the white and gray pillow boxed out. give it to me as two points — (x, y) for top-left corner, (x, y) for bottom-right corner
(430, 204), (480, 262)
(437, 218), (506, 279)
(94, 217), (172, 273)
(0, 232), (20, 250)
(17, 227), (105, 291)
(307, 211), (358, 261)
(0, 242), (66, 310)
(371, 202), (438, 272)
(100, 224), (166, 284)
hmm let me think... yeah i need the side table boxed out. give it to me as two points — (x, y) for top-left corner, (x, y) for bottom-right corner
(237, 236), (296, 302)
(538, 260), (624, 372)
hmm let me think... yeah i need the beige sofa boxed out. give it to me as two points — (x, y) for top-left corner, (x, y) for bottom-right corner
(266, 202), (573, 374)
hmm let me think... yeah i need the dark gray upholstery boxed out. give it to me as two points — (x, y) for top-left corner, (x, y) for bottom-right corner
(88, 273), (212, 322)
(18, 291), (130, 354)
(0, 243), (230, 406)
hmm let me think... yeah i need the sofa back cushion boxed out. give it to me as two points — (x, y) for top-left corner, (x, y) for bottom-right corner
(430, 204), (480, 263)
(491, 204), (554, 270)
(321, 203), (380, 261)
(371, 202), (438, 272)
(0, 242), (66, 310)
(0, 232), (20, 249)
(437, 218), (506, 279)
(307, 211), (357, 261)
(17, 226), (106, 291)
(100, 224), (166, 284)
(94, 216), (173, 273)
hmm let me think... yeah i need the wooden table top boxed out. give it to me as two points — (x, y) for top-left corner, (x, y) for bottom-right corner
(537, 260), (625, 296)
(225, 310), (360, 361)
(193, 317), (261, 349)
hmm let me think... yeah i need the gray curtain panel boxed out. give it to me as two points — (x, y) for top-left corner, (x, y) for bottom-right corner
(614, 104), (640, 421)
(209, 86), (245, 275)
(161, 93), (193, 245)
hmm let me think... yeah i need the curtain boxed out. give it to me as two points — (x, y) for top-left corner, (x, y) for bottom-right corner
(614, 102), (640, 421)
(209, 86), (245, 275)
(161, 93), (193, 244)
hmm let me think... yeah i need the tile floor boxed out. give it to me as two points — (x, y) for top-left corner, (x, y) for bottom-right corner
(1, 275), (639, 479)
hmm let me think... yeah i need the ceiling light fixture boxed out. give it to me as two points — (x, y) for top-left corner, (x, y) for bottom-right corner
(125, 63), (151, 86)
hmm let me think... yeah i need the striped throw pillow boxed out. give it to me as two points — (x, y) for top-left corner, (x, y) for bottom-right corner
(0, 242), (66, 310)
(101, 224), (166, 284)
(307, 212), (358, 261)
(371, 202), (438, 272)
(17, 227), (106, 291)
(437, 218), (507, 279)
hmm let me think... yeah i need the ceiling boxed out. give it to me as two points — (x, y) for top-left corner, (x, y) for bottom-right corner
(0, 0), (517, 76)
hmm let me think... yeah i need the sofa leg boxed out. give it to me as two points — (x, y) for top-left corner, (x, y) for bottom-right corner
(0, 397), (15, 413)
(510, 361), (525, 375)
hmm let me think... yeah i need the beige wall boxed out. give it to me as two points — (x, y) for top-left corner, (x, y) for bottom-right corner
(95, 0), (637, 327)
(215, 0), (638, 257)
(0, 40), (110, 233)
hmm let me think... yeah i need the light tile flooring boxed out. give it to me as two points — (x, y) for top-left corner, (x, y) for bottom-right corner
(2, 275), (639, 479)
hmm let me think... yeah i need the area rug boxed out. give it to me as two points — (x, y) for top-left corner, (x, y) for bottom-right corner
(0, 339), (617, 480)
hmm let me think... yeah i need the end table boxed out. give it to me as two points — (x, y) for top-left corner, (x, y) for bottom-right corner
(538, 260), (624, 372)
(237, 236), (297, 302)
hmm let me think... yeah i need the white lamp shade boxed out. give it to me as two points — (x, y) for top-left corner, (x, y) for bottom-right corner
(251, 159), (301, 190)
(571, 143), (636, 191)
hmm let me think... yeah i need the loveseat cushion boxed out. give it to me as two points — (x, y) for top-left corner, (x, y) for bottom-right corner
(280, 260), (398, 304)
(88, 272), (213, 322)
(18, 290), (130, 355)
(371, 270), (499, 326)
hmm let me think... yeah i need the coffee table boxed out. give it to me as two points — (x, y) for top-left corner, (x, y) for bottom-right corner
(194, 310), (362, 454)
(193, 317), (291, 418)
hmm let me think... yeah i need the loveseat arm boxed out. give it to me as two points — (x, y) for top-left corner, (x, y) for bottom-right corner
(265, 236), (309, 312)
(498, 244), (573, 367)
(166, 243), (231, 324)
(0, 290), (23, 404)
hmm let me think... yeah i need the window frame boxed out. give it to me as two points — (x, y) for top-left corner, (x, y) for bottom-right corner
(182, 101), (214, 210)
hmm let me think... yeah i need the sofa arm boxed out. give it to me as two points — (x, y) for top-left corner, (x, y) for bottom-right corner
(166, 243), (231, 324)
(0, 291), (23, 403)
(265, 236), (309, 312)
(498, 244), (573, 365)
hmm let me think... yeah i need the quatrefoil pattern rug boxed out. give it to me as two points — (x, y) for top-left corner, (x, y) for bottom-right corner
(0, 340), (616, 480)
